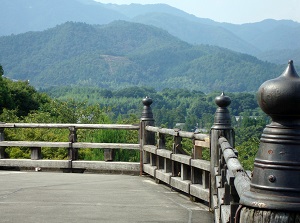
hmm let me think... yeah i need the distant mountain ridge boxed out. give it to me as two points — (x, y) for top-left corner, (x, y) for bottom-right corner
(1, 0), (299, 64)
(0, 21), (283, 92)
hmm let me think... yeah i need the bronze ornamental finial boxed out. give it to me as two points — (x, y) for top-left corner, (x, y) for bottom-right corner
(240, 60), (300, 211)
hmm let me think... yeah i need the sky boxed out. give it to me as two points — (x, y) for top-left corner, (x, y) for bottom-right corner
(95, 0), (300, 24)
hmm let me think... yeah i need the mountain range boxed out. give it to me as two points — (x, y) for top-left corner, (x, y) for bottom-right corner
(0, 0), (299, 93)
(1, 0), (300, 64)
(0, 21), (284, 92)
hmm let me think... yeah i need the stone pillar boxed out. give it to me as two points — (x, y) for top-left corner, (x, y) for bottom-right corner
(210, 92), (234, 210)
(239, 60), (300, 222)
(140, 97), (155, 175)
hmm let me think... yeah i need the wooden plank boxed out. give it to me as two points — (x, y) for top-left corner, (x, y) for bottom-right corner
(73, 142), (140, 150)
(0, 141), (70, 148)
(0, 123), (140, 130)
(157, 128), (177, 136)
(145, 126), (178, 136)
(221, 205), (230, 223)
(143, 163), (157, 177)
(72, 161), (139, 172)
(213, 195), (218, 209)
(142, 145), (157, 154)
(171, 154), (191, 165)
(156, 149), (172, 159)
(190, 184), (209, 202)
(0, 141), (140, 150)
(218, 187), (225, 206)
(0, 159), (69, 168)
(144, 126), (159, 133)
(191, 159), (210, 171)
(234, 171), (251, 198)
(214, 207), (220, 223)
(215, 167), (219, 176)
(194, 134), (210, 141)
(170, 177), (191, 194)
(155, 169), (172, 184)
(227, 158), (243, 175)
(178, 131), (194, 139)
(216, 175), (221, 188)
(193, 145), (202, 159)
(194, 140), (210, 148)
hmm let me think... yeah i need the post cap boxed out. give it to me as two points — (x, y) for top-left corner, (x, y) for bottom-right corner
(141, 96), (154, 121)
(257, 60), (300, 121)
(211, 92), (232, 130)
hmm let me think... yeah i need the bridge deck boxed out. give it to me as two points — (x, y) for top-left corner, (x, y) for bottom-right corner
(0, 171), (213, 223)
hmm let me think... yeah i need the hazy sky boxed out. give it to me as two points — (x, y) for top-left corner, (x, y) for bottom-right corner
(95, 0), (300, 24)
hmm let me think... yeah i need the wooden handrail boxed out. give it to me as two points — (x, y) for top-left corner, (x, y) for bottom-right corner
(145, 125), (209, 141)
(0, 123), (140, 130)
(218, 137), (251, 198)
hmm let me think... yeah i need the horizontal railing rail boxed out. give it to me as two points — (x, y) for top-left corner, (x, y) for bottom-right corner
(0, 123), (140, 130)
(145, 126), (209, 140)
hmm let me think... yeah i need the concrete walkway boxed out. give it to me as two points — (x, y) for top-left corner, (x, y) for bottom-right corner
(0, 171), (213, 223)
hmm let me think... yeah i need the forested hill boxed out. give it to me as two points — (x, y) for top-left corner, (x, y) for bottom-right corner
(0, 21), (283, 92)
(2, 0), (300, 64)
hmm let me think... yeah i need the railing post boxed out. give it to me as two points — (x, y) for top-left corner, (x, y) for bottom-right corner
(31, 147), (41, 160)
(239, 60), (300, 222)
(68, 127), (78, 162)
(0, 127), (5, 158)
(210, 92), (234, 210)
(140, 97), (155, 175)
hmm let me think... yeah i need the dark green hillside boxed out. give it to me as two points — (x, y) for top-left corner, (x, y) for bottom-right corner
(0, 21), (282, 92)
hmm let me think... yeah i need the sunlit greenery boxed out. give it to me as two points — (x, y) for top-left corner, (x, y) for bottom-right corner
(0, 64), (266, 168)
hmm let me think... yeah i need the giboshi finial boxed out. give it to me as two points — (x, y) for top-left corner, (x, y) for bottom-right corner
(257, 60), (300, 119)
(215, 91), (231, 108)
(142, 96), (153, 107)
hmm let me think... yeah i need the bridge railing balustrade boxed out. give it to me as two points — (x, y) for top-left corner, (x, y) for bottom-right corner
(215, 136), (251, 223)
(142, 125), (211, 203)
(0, 123), (141, 173)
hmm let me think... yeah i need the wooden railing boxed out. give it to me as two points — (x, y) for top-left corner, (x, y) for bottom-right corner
(0, 123), (141, 173)
(214, 137), (251, 223)
(142, 126), (210, 202)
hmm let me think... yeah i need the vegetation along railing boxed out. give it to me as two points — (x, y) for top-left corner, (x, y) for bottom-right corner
(1, 61), (300, 222)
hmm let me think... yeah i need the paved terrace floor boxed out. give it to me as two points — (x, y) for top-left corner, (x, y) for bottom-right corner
(0, 171), (213, 223)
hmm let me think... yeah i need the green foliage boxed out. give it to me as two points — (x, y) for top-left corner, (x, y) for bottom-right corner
(234, 111), (269, 170)
(236, 138), (260, 170)
(0, 66), (266, 166)
(0, 69), (51, 117)
(0, 21), (283, 92)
